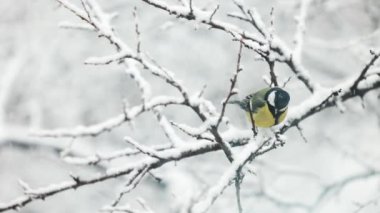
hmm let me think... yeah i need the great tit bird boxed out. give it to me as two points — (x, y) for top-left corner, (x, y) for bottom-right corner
(230, 87), (290, 128)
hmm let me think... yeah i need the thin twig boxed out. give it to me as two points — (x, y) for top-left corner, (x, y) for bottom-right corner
(170, 121), (213, 141)
(111, 166), (149, 207)
(266, 7), (278, 87)
(209, 5), (219, 22)
(0, 137), (251, 212)
(124, 137), (165, 160)
(188, 0), (195, 19)
(235, 169), (243, 213)
(80, 0), (92, 23)
(5, 1), (380, 212)
(248, 104), (258, 137)
(268, 7), (275, 40)
(350, 50), (380, 94)
(133, 7), (141, 54)
(295, 124), (308, 143)
(153, 109), (184, 146)
(191, 140), (269, 213)
(267, 58), (278, 87)
(140, 0), (317, 92)
(216, 41), (243, 128)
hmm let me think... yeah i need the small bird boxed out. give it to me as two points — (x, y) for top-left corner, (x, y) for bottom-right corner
(230, 87), (290, 128)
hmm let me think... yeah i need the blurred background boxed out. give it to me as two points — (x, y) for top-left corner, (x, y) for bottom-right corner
(0, 0), (380, 212)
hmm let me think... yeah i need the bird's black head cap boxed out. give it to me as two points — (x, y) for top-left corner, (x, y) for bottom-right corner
(266, 87), (290, 110)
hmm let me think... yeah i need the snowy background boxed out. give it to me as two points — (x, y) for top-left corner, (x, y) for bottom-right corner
(0, 0), (380, 212)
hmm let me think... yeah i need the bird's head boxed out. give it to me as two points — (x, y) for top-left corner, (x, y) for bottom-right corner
(265, 87), (290, 112)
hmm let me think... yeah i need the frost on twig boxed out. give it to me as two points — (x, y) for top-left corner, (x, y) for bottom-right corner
(153, 109), (184, 146)
(110, 166), (149, 207)
(3, 0), (380, 212)
(170, 120), (213, 141)
(63, 143), (173, 166)
(191, 140), (269, 213)
(216, 40), (244, 212)
(281, 50), (380, 133)
(266, 7), (278, 88)
(30, 96), (184, 138)
(350, 49), (380, 95)
(226, 0), (316, 91)
(124, 137), (165, 160)
(58, 21), (94, 31)
(0, 137), (251, 212)
(101, 204), (136, 213)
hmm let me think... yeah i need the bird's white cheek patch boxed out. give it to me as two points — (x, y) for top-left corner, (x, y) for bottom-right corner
(267, 91), (276, 107)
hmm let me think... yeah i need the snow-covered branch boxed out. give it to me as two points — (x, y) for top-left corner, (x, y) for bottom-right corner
(350, 50), (380, 94)
(139, 0), (318, 92)
(41, 0), (238, 165)
(31, 96), (184, 137)
(3, 0), (380, 212)
(0, 137), (251, 212)
(63, 143), (173, 165)
(281, 51), (380, 132)
(191, 139), (271, 213)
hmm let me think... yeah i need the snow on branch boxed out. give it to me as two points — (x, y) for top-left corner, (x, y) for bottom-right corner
(350, 50), (380, 94)
(139, 0), (318, 92)
(170, 120), (214, 140)
(5, 0), (380, 212)
(153, 109), (185, 146)
(124, 136), (165, 160)
(63, 143), (173, 165)
(101, 204), (137, 213)
(102, 198), (156, 213)
(191, 139), (270, 213)
(30, 96), (184, 138)
(281, 51), (380, 133)
(58, 21), (95, 31)
(84, 52), (135, 65)
(110, 166), (149, 207)
(46, 0), (239, 166)
(0, 136), (251, 212)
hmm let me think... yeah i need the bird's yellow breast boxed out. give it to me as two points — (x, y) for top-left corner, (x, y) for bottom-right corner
(246, 104), (287, 128)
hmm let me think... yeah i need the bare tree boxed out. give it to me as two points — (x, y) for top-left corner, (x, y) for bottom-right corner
(0, 0), (379, 212)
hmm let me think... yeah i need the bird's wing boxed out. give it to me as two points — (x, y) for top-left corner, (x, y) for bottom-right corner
(242, 88), (270, 113)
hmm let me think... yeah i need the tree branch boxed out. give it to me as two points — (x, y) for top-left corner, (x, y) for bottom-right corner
(5, 1), (380, 212)
(0, 138), (252, 212)
(216, 41), (243, 128)
(350, 50), (380, 94)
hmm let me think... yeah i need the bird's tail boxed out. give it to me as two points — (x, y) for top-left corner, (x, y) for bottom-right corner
(227, 100), (247, 110)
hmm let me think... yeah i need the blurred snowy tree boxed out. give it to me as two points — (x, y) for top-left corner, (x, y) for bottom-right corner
(0, 0), (380, 212)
